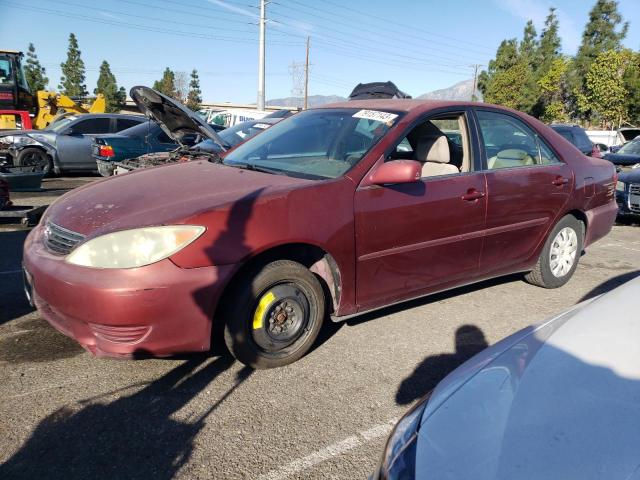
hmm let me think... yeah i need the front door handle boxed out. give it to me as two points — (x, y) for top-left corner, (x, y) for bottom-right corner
(552, 176), (569, 186)
(461, 188), (486, 202)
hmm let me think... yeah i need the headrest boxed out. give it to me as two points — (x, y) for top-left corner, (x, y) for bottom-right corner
(415, 135), (451, 164)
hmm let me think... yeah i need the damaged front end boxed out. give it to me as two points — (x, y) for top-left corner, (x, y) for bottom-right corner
(112, 148), (220, 175)
(111, 86), (227, 175)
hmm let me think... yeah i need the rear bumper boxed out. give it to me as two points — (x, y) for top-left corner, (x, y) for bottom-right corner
(584, 200), (618, 247)
(23, 225), (236, 357)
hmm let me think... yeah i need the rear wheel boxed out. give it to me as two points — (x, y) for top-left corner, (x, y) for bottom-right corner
(223, 260), (325, 369)
(525, 215), (583, 288)
(15, 148), (52, 175)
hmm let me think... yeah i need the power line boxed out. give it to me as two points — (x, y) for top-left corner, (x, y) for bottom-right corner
(279, 0), (487, 55)
(46, 0), (261, 35)
(268, 7), (481, 67)
(0, 1), (303, 46)
(316, 0), (496, 52)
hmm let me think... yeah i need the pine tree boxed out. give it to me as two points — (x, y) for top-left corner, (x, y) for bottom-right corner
(58, 33), (88, 97)
(574, 0), (628, 79)
(94, 60), (125, 113)
(519, 20), (538, 67)
(186, 69), (202, 111)
(24, 43), (48, 92)
(572, 0), (628, 121)
(532, 8), (563, 117)
(537, 8), (562, 75)
(479, 39), (534, 111)
(153, 67), (177, 99)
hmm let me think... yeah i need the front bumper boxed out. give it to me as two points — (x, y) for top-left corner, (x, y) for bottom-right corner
(616, 190), (640, 217)
(23, 225), (236, 357)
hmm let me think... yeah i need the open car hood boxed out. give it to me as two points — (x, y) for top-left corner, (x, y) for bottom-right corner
(130, 86), (227, 151)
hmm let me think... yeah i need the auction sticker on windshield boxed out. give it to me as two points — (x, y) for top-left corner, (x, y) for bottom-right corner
(353, 109), (398, 126)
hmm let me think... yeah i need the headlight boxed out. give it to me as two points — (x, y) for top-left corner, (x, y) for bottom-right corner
(65, 225), (205, 268)
(376, 397), (428, 480)
(616, 181), (626, 192)
(14, 136), (40, 146)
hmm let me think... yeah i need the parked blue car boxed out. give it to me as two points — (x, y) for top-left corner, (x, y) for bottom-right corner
(616, 166), (640, 218)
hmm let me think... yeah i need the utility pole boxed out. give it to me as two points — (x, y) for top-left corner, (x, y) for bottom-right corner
(257, 0), (266, 111)
(470, 64), (481, 102)
(303, 36), (310, 110)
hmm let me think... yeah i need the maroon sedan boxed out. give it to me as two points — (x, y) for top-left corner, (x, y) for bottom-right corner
(23, 87), (617, 368)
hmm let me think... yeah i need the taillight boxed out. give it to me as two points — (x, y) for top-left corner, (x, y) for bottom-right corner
(591, 145), (602, 158)
(99, 145), (115, 157)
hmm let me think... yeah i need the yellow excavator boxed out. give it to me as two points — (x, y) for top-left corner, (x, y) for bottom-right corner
(0, 50), (105, 130)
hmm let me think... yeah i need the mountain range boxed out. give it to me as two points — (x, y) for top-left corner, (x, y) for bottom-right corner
(267, 79), (482, 107)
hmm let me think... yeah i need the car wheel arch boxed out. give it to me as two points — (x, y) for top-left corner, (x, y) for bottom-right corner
(563, 209), (587, 240)
(213, 242), (343, 323)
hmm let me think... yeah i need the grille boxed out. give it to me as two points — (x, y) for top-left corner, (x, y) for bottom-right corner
(44, 221), (85, 255)
(630, 184), (640, 213)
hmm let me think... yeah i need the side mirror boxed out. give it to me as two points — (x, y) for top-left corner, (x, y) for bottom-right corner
(369, 160), (422, 186)
(63, 127), (77, 136)
(595, 143), (608, 153)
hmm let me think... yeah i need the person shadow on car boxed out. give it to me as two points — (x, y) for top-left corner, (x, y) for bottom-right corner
(396, 324), (488, 405)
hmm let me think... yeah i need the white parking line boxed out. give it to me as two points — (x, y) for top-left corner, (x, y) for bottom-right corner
(257, 418), (398, 480)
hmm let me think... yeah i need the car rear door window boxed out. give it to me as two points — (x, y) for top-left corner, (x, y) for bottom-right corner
(116, 118), (143, 131)
(72, 118), (111, 134)
(476, 110), (559, 169)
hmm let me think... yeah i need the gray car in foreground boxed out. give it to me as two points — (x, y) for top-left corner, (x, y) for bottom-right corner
(0, 114), (144, 174)
(374, 275), (640, 480)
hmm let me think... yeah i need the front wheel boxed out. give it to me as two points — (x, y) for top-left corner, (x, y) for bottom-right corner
(223, 260), (325, 369)
(525, 215), (583, 288)
(15, 147), (52, 175)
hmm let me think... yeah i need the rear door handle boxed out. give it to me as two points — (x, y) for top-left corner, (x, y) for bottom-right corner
(461, 189), (486, 202)
(552, 176), (569, 186)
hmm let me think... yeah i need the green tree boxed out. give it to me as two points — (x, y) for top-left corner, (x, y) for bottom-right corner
(24, 43), (48, 92)
(94, 60), (125, 113)
(58, 33), (88, 97)
(537, 8), (562, 75)
(480, 38), (536, 112)
(186, 69), (202, 111)
(519, 20), (538, 67)
(538, 57), (570, 122)
(623, 51), (640, 125)
(478, 38), (519, 96)
(483, 61), (530, 110)
(572, 0), (628, 120)
(577, 49), (632, 128)
(153, 67), (177, 99)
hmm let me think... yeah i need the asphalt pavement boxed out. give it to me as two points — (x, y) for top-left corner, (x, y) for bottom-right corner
(1, 181), (639, 479)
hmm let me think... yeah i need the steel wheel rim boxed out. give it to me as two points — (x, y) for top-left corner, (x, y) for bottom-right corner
(251, 283), (311, 353)
(549, 227), (578, 278)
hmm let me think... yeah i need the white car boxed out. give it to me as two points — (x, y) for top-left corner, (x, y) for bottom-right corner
(375, 275), (640, 480)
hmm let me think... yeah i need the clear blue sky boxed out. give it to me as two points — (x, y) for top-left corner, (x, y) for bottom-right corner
(1, 0), (639, 103)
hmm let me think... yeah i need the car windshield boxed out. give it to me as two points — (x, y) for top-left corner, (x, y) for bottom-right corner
(196, 120), (273, 150)
(45, 116), (77, 133)
(222, 108), (400, 179)
(618, 140), (640, 155)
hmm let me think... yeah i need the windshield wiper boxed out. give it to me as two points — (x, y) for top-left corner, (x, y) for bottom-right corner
(228, 162), (288, 176)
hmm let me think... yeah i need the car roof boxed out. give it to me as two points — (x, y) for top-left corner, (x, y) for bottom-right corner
(316, 99), (493, 113)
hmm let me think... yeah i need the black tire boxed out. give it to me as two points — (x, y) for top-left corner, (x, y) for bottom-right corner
(223, 260), (325, 369)
(525, 215), (584, 289)
(15, 148), (52, 175)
